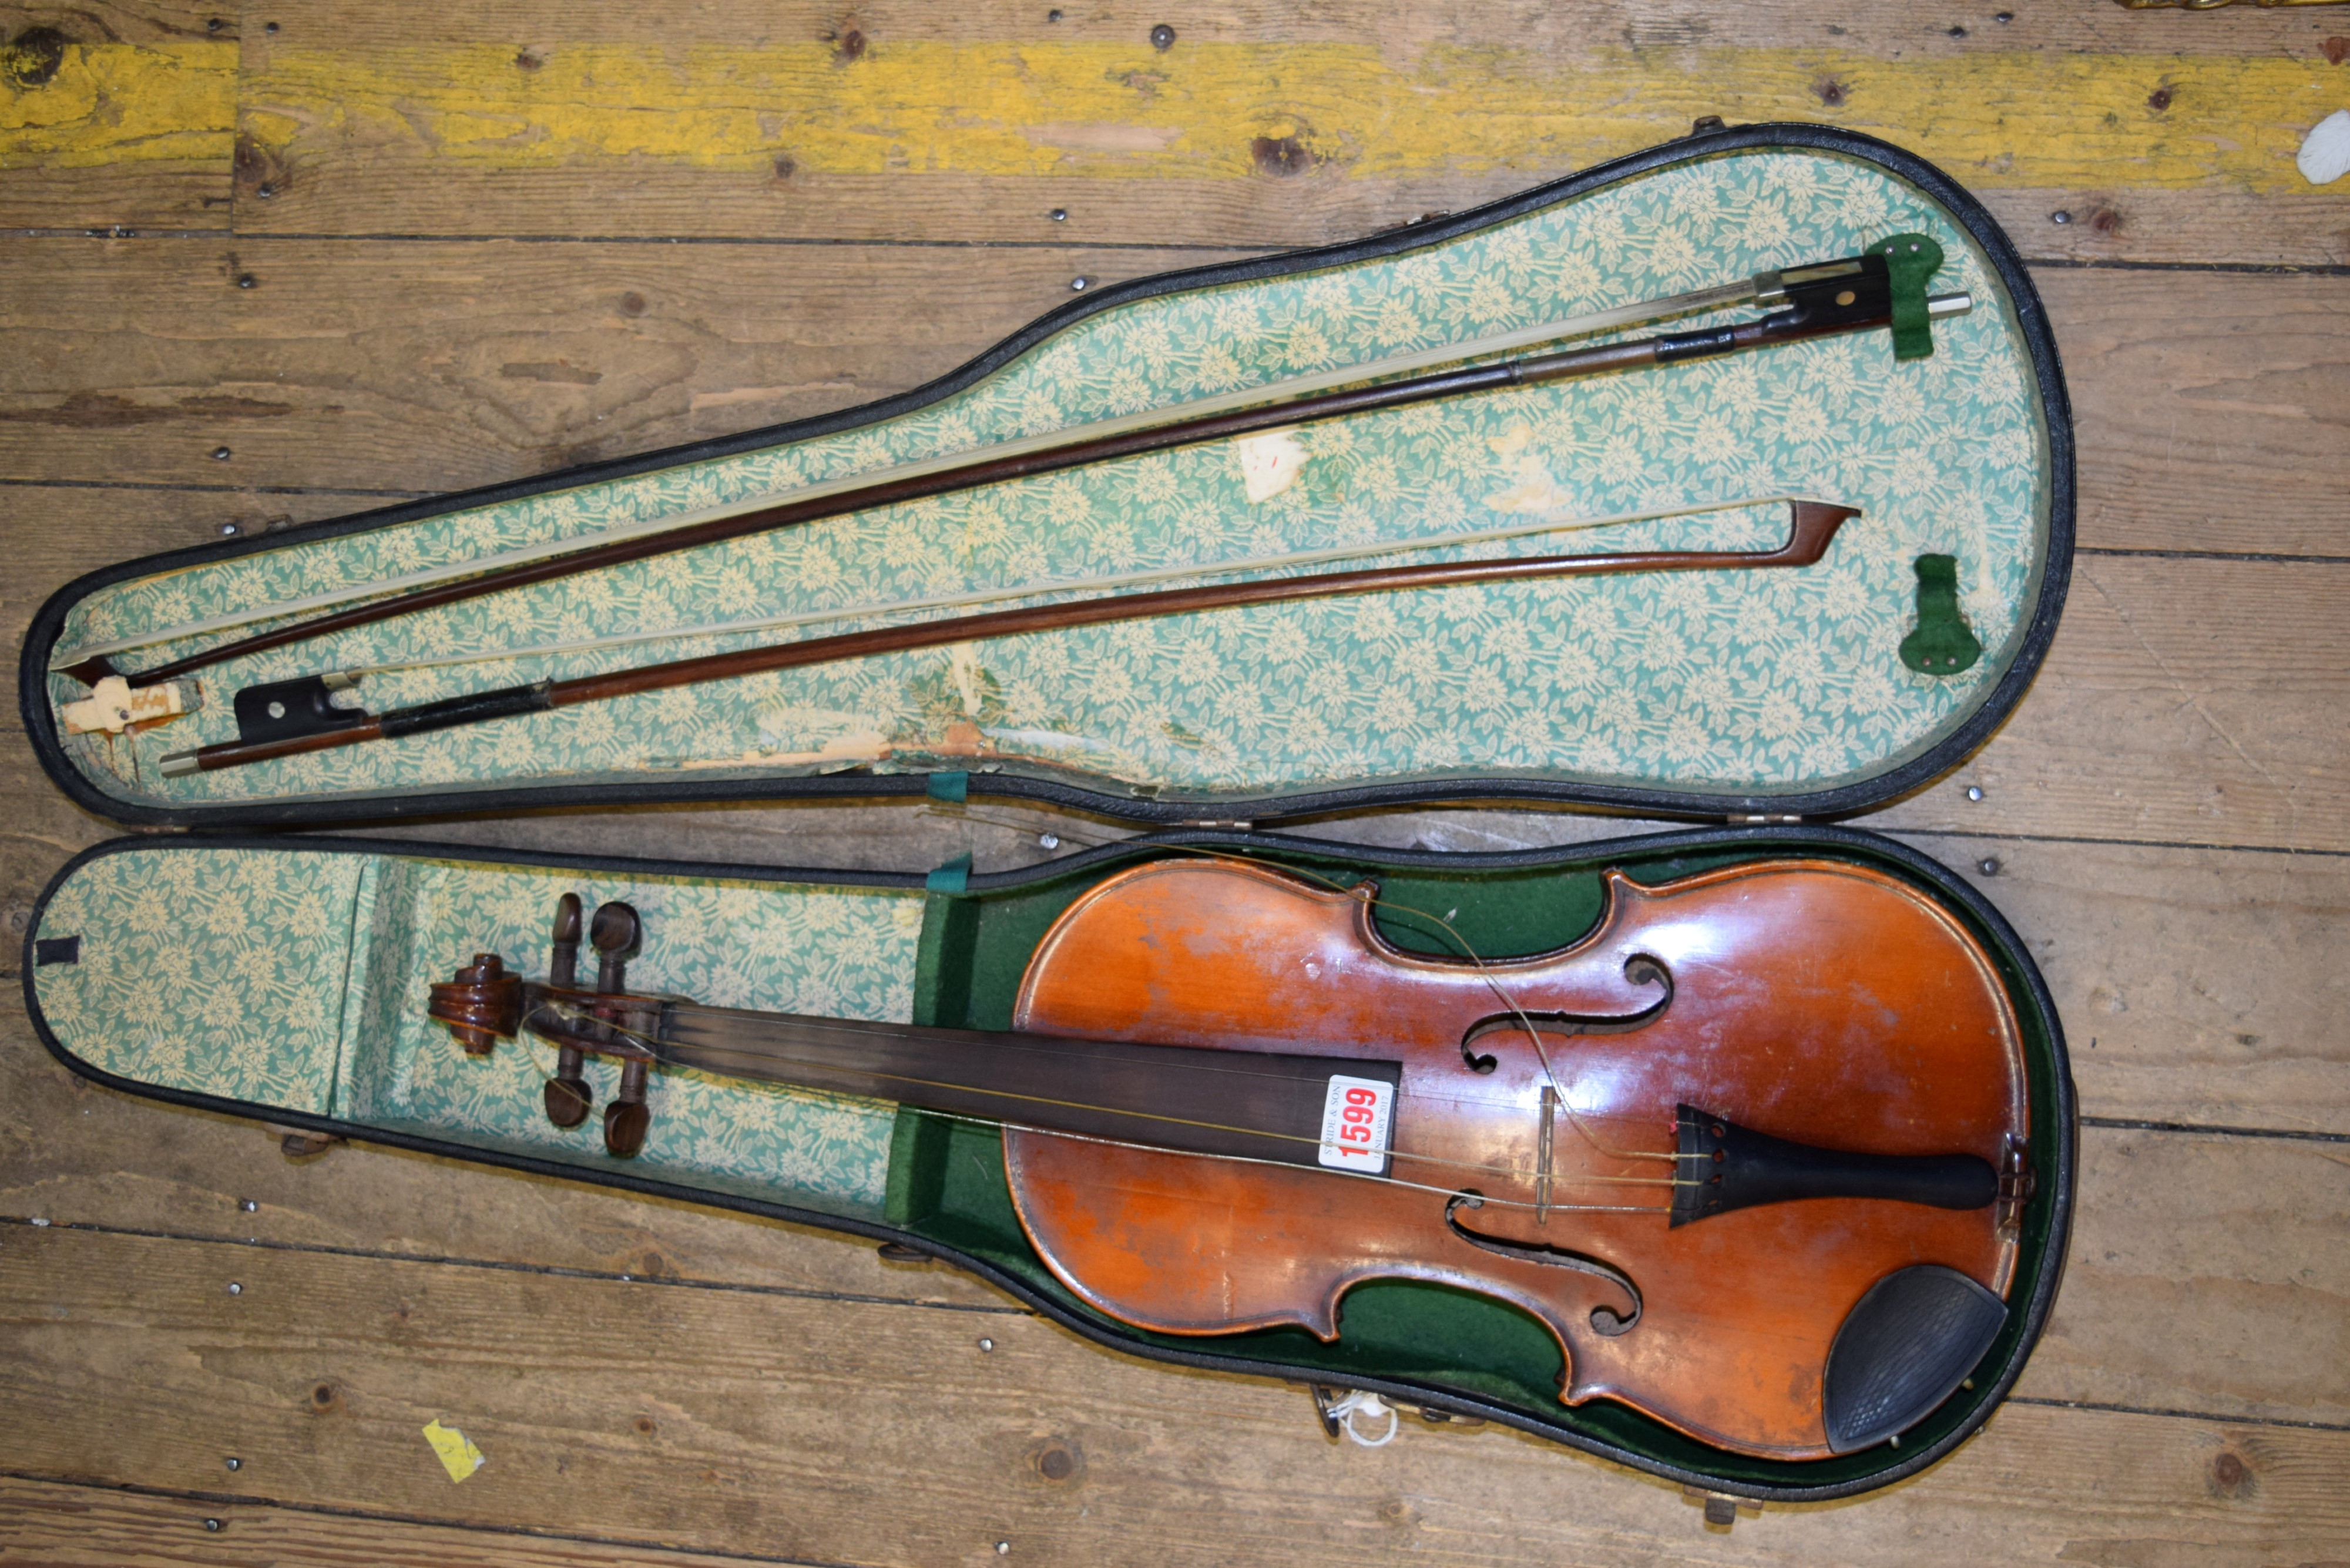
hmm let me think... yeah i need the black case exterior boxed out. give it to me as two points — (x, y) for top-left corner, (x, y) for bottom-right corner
(18, 122), (2073, 830)
(19, 825), (2076, 1503)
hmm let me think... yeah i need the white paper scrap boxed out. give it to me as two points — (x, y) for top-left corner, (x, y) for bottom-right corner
(2298, 109), (2350, 187)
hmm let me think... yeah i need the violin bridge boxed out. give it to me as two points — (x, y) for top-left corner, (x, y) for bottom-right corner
(1536, 1084), (1557, 1226)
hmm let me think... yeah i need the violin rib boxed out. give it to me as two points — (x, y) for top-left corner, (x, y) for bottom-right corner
(1002, 857), (2026, 1460)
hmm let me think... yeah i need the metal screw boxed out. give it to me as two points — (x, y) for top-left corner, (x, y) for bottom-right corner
(219, 523), (241, 536)
(978, 1336), (995, 1351)
(1150, 23), (1175, 49)
(256, 182), (275, 199)
(226, 1456), (242, 1470)
(1966, 785), (1983, 802)
(2049, 210), (2072, 225)
(996, 1544), (1011, 1556)
(1038, 832), (1060, 850)
(211, 446), (232, 460)
(226, 1282), (243, 1295)
(236, 273), (256, 288)
(264, 21), (278, 32)
(1069, 276), (1089, 291)
(239, 1198), (257, 1213)
(1977, 858), (2000, 877)
(1049, 208), (1067, 221)
(203, 1518), (223, 1531)
(1046, 6), (1062, 18)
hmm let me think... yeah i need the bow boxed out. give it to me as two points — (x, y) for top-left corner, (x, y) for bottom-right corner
(158, 498), (1857, 777)
(63, 234), (1960, 693)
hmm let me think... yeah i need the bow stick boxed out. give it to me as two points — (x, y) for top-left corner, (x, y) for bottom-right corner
(50, 267), (1785, 674)
(157, 498), (1856, 777)
(67, 234), (1960, 693)
(264, 493), (1806, 686)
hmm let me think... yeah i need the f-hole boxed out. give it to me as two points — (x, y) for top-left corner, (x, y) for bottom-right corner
(1458, 955), (1673, 1073)
(1445, 1192), (1643, 1335)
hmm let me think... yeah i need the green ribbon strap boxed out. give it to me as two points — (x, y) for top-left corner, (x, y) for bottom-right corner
(1872, 233), (1945, 362)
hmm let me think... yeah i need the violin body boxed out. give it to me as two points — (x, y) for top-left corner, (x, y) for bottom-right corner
(1007, 857), (2025, 1458)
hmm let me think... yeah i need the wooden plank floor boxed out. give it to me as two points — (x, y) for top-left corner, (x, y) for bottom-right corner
(3, 3), (2345, 1562)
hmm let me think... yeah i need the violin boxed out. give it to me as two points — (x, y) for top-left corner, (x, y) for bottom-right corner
(431, 854), (2031, 1460)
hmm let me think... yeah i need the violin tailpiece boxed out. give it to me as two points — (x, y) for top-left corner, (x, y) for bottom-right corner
(1670, 1105), (1999, 1228)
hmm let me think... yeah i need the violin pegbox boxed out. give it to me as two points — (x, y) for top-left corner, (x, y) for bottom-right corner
(425, 891), (666, 1159)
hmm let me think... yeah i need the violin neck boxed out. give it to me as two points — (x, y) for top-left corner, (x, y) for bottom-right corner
(647, 1002), (1400, 1170)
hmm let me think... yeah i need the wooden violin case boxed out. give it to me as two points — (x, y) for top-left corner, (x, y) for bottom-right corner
(17, 123), (2071, 827)
(14, 125), (2076, 1503)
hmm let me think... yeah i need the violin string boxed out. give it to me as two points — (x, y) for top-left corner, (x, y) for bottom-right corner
(909, 1107), (1674, 1216)
(513, 997), (1686, 1194)
(498, 999), (1669, 1215)
(1152, 848), (1686, 1167)
(468, 854), (1716, 1206)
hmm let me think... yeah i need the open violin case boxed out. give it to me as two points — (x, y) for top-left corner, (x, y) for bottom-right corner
(18, 124), (2074, 1504)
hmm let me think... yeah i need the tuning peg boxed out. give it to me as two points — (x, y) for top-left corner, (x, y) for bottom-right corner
(543, 1073), (592, 1128)
(548, 892), (582, 988)
(588, 902), (648, 1156)
(540, 894), (593, 1127)
(591, 901), (640, 994)
(605, 1059), (651, 1158)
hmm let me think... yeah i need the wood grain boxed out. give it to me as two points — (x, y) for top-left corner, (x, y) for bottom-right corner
(0, 237), (1234, 491)
(1298, 813), (2350, 1139)
(0, 1474), (792, 1568)
(0, 0), (234, 230)
(0, 1008), (1009, 1309)
(2024, 1126), (2350, 1430)
(1875, 555), (2350, 855)
(0, 483), (377, 652)
(2044, 269), (2350, 559)
(1911, 837), (2350, 1138)
(212, 2), (2350, 266)
(1, 1217), (2344, 1567)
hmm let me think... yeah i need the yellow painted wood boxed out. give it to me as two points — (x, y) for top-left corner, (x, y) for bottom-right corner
(236, 41), (2338, 193)
(0, 38), (233, 169)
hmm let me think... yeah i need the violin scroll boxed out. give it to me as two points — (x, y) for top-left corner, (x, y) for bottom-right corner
(427, 953), (521, 1055)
